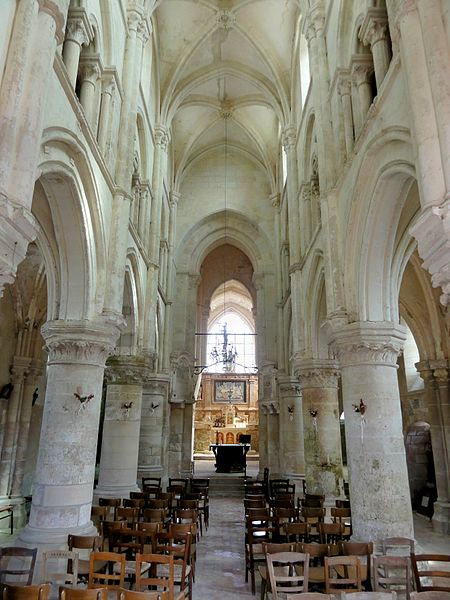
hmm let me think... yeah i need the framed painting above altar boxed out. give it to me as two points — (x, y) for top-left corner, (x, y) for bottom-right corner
(214, 379), (247, 403)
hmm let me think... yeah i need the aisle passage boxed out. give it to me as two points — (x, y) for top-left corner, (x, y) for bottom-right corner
(194, 470), (255, 599)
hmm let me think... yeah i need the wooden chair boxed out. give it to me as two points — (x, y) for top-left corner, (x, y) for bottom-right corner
(176, 500), (202, 535)
(411, 554), (450, 593)
(284, 522), (310, 544)
(99, 521), (126, 551)
(123, 498), (145, 511)
(245, 515), (277, 594)
(266, 551), (310, 599)
(91, 506), (108, 529)
(331, 507), (352, 539)
(335, 499), (351, 509)
(173, 509), (199, 541)
(318, 522), (345, 544)
(115, 507), (140, 525)
(98, 498), (121, 520)
(142, 508), (170, 527)
(298, 542), (330, 591)
(373, 555), (411, 600)
(324, 555), (363, 595)
(135, 553), (176, 600)
(155, 532), (192, 600)
(119, 590), (169, 600)
(341, 593), (397, 600)
(410, 593), (450, 600)
(340, 541), (373, 591)
(273, 507), (299, 541)
(259, 542), (293, 600)
(87, 551), (125, 590)
(301, 507), (326, 541)
(169, 522), (197, 581)
(130, 492), (146, 500)
(42, 550), (79, 592)
(142, 477), (162, 490)
(0, 547), (37, 585)
(59, 588), (107, 600)
(67, 534), (102, 580)
(283, 594), (333, 600)
(381, 538), (415, 555)
(2, 584), (51, 600)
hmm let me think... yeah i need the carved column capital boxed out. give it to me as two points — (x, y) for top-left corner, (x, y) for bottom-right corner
(330, 322), (406, 368)
(338, 73), (352, 97)
(105, 355), (152, 385)
(79, 59), (101, 84)
(282, 127), (297, 151)
(41, 319), (120, 367)
(10, 357), (32, 384)
(295, 360), (340, 389)
(137, 19), (152, 43)
(154, 125), (170, 151)
(278, 376), (301, 398)
(65, 9), (93, 47)
(360, 9), (389, 48)
(351, 57), (374, 86)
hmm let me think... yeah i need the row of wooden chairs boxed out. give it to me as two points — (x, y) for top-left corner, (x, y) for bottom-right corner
(3, 587), (170, 600)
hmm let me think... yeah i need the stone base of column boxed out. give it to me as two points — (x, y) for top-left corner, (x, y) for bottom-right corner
(93, 482), (140, 502)
(432, 500), (450, 534)
(282, 473), (306, 494)
(17, 519), (98, 548)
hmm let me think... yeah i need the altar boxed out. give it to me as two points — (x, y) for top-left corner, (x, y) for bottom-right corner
(209, 443), (250, 474)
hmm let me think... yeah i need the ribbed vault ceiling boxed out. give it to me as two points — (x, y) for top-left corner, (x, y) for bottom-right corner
(154, 0), (301, 188)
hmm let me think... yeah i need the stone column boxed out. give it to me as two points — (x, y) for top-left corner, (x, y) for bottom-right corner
(282, 127), (300, 265)
(95, 355), (151, 498)
(162, 191), (180, 372)
(17, 320), (119, 547)
(331, 321), (413, 540)
(97, 72), (115, 154)
(62, 9), (93, 89)
(267, 403), (281, 476)
(0, 0), (66, 296)
(258, 363), (276, 477)
(416, 360), (450, 533)
(0, 357), (31, 498)
(278, 377), (305, 481)
(338, 74), (354, 158)
(138, 377), (170, 486)
(144, 126), (170, 359)
(103, 10), (151, 319)
(78, 61), (101, 130)
(360, 9), (390, 91)
(295, 361), (343, 499)
(351, 58), (374, 130)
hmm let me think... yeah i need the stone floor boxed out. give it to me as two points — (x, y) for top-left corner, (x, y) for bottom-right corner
(0, 459), (449, 599)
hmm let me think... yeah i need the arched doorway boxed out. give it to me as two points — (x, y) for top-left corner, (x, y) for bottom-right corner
(193, 244), (259, 461)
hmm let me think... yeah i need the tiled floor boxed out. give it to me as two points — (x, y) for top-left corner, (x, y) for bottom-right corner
(1, 459), (449, 599)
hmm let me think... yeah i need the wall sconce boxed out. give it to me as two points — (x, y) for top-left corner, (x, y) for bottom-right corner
(288, 405), (294, 421)
(309, 408), (318, 434)
(353, 398), (367, 444)
(122, 402), (133, 419)
(74, 391), (94, 414)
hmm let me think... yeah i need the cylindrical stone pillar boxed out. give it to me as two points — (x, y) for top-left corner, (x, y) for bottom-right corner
(338, 77), (354, 158)
(79, 63), (100, 130)
(17, 319), (119, 547)
(331, 322), (413, 540)
(267, 405), (280, 476)
(0, 357), (31, 498)
(62, 14), (92, 89)
(95, 355), (150, 498)
(278, 377), (305, 480)
(138, 378), (170, 486)
(296, 361), (343, 499)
